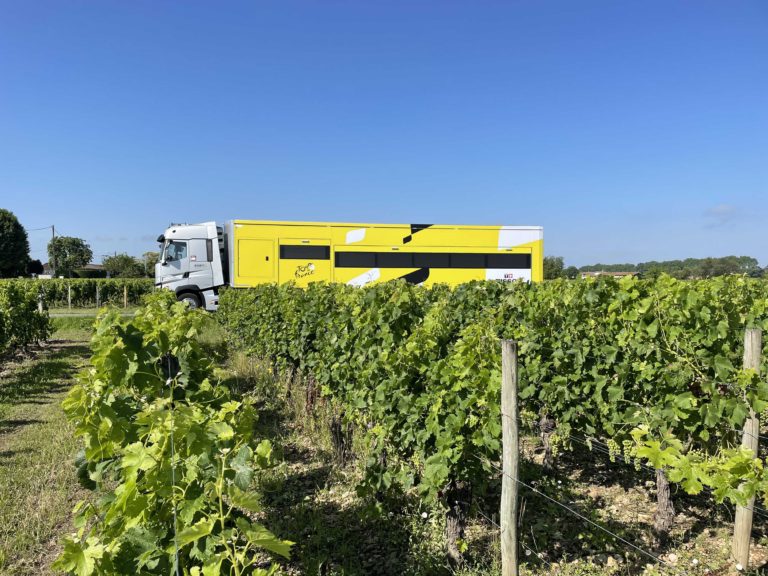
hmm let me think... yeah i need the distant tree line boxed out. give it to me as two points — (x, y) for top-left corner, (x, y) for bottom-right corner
(0, 207), (159, 278)
(545, 255), (765, 280)
(579, 256), (762, 279)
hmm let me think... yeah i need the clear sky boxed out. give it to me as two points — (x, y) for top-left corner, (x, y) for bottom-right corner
(1, 1), (766, 267)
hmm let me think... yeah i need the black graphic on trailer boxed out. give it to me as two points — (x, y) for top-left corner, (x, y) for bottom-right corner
(399, 268), (430, 284)
(402, 224), (433, 244)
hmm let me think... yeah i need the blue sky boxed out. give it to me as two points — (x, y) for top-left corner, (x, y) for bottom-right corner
(1, 1), (766, 267)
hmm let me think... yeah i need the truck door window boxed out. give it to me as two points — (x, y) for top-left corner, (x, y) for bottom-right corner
(166, 241), (188, 262)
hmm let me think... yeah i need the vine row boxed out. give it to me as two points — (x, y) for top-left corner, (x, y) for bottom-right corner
(0, 278), (154, 307)
(217, 276), (768, 534)
(0, 281), (50, 358)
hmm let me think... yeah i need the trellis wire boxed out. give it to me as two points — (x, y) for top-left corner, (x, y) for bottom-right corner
(470, 452), (686, 574)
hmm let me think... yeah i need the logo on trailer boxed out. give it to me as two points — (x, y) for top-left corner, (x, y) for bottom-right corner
(295, 263), (316, 279)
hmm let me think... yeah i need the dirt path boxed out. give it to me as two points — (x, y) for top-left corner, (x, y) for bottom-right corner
(0, 340), (90, 575)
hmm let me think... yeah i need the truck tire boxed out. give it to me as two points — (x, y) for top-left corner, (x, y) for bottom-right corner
(178, 292), (201, 309)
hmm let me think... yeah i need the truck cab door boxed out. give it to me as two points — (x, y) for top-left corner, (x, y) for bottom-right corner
(159, 240), (190, 283)
(278, 239), (331, 286)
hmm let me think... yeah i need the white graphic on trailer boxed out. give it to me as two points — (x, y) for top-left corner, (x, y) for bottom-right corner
(498, 227), (542, 249)
(345, 228), (366, 244)
(347, 268), (381, 287)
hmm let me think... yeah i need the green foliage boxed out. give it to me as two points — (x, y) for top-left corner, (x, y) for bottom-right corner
(0, 208), (30, 278)
(219, 281), (509, 504)
(56, 292), (292, 575)
(48, 236), (93, 278)
(28, 258), (44, 275)
(143, 251), (160, 276)
(0, 281), (51, 356)
(102, 253), (145, 278)
(563, 265), (579, 280)
(0, 278), (154, 306)
(543, 256), (565, 280)
(219, 276), (768, 516)
(500, 275), (768, 504)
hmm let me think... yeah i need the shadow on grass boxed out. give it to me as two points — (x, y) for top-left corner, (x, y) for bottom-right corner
(0, 342), (89, 409)
(0, 419), (46, 434)
(0, 449), (26, 459)
(260, 463), (447, 576)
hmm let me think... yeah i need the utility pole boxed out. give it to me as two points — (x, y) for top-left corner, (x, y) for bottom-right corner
(50, 225), (56, 277)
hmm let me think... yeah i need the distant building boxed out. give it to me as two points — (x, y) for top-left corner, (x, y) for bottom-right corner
(40, 262), (107, 278)
(580, 271), (638, 279)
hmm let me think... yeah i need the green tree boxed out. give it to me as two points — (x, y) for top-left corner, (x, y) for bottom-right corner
(0, 209), (30, 277)
(48, 236), (93, 278)
(543, 256), (565, 280)
(103, 253), (145, 278)
(142, 251), (160, 276)
(27, 259), (44, 275)
(564, 265), (579, 279)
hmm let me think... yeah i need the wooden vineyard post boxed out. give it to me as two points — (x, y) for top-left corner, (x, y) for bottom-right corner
(67, 284), (71, 310)
(123, 285), (128, 308)
(96, 284), (100, 309)
(733, 328), (762, 569)
(501, 340), (519, 576)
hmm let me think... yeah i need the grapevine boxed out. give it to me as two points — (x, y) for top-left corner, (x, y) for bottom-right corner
(0, 278), (154, 307)
(0, 281), (51, 358)
(217, 275), (768, 550)
(56, 292), (292, 575)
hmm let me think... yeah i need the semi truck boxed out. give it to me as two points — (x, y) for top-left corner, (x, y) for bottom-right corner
(155, 219), (544, 311)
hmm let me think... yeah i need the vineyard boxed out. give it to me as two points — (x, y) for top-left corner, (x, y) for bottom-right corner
(13, 275), (768, 575)
(217, 276), (768, 571)
(0, 278), (154, 308)
(0, 281), (51, 358)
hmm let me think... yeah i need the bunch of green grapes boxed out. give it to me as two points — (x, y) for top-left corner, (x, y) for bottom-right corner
(622, 439), (641, 471)
(549, 432), (563, 459)
(520, 408), (538, 430)
(606, 438), (621, 463)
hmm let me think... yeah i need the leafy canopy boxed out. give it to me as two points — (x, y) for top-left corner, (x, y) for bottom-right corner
(102, 253), (145, 278)
(56, 291), (292, 575)
(0, 208), (30, 278)
(48, 236), (93, 278)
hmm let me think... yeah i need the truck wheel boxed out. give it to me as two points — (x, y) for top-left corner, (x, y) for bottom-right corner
(178, 292), (201, 309)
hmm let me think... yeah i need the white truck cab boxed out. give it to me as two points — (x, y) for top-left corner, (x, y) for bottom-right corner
(155, 221), (227, 310)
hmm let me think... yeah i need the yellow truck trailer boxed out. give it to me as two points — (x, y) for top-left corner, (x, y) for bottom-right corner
(155, 220), (543, 310)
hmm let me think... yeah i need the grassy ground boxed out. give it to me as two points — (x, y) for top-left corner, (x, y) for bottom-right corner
(218, 347), (768, 576)
(47, 306), (139, 318)
(0, 321), (91, 575)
